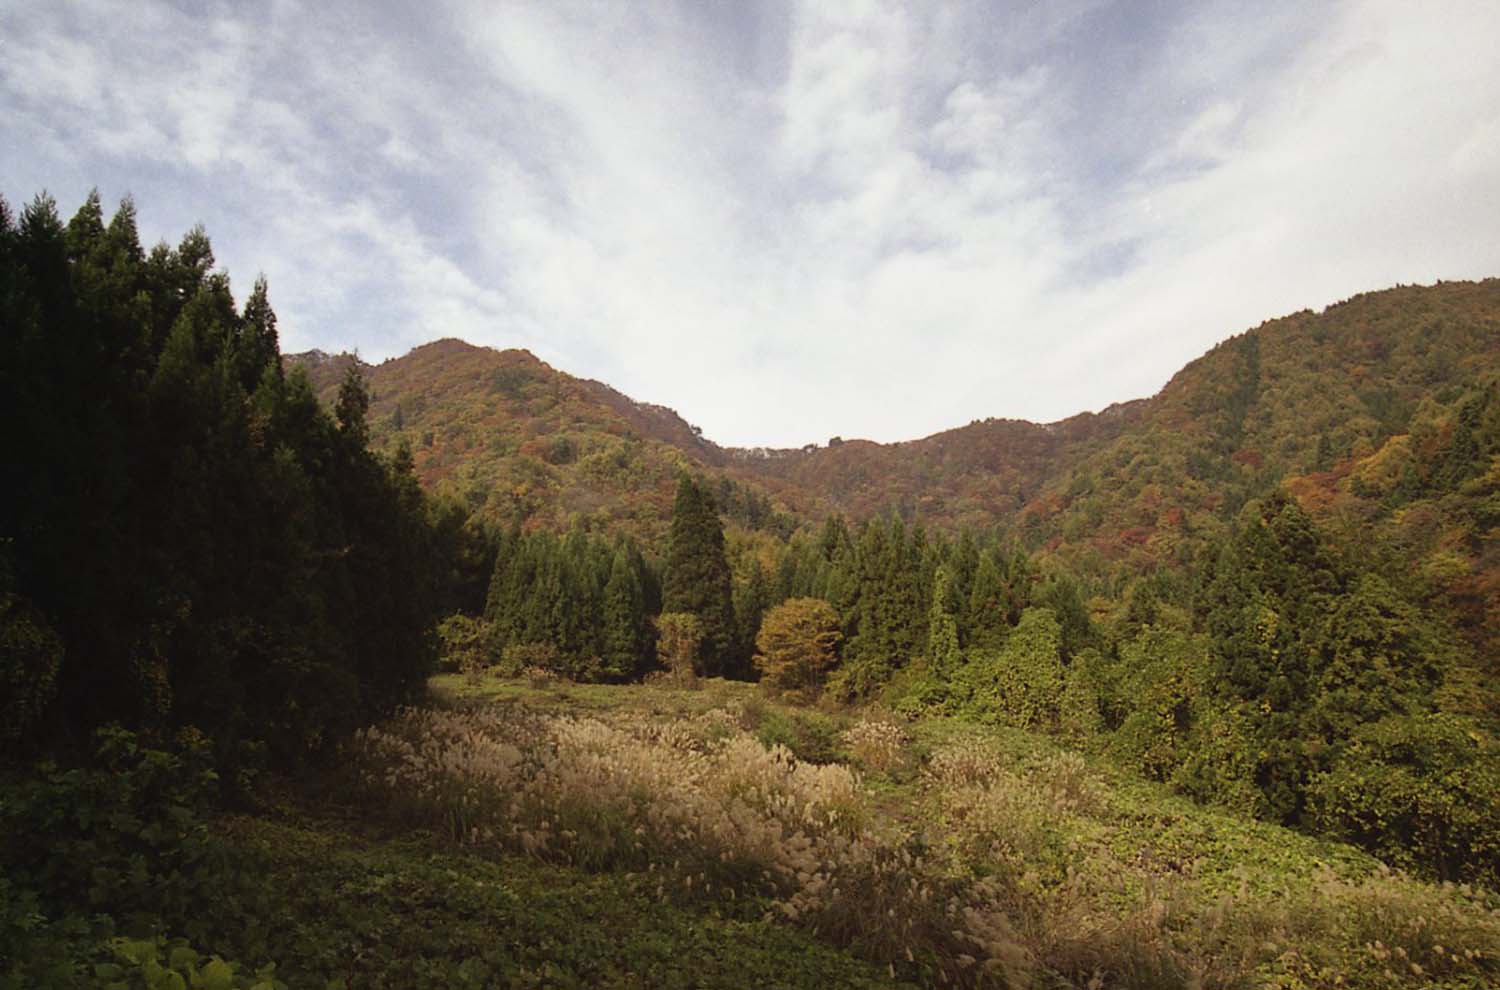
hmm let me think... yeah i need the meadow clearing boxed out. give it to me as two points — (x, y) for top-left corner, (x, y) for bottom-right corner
(340, 674), (1500, 988)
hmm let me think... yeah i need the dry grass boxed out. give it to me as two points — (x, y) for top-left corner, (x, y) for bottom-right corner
(347, 690), (1500, 988)
(841, 718), (910, 774)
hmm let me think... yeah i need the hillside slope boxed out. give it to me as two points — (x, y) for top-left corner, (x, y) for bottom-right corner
(291, 340), (752, 543)
(291, 278), (1500, 670)
(291, 279), (1499, 549)
(1011, 281), (1500, 665)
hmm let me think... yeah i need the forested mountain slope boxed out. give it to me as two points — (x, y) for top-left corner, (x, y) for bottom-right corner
(1023, 281), (1500, 557)
(1018, 280), (1500, 664)
(293, 277), (1500, 697)
(290, 340), (1153, 539)
(294, 280), (1500, 562)
(289, 340), (782, 545)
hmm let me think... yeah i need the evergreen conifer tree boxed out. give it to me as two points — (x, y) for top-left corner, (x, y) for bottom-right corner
(238, 275), (281, 390)
(733, 558), (772, 678)
(843, 516), (923, 690)
(335, 362), (371, 448)
(966, 549), (1009, 649)
(601, 548), (647, 680)
(662, 476), (735, 677)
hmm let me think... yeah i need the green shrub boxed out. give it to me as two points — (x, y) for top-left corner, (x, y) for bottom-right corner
(752, 708), (846, 765)
(434, 613), (488, 676)
(1103, 627), (1209, 780)
(0, 579), (63, 753)
(959, 607), (1064, 730)
(1307, 713), (1500, 885)
(1057, 649), (1105, 743)
(0, 875), (100, 990)
(0, 726), (222, 938)
(879, 659), (952, 717)
(1169, 701), (1262, 817)
(499, 641), (563, 678)
(93, 936), (285, 990)
(0, 727), (284, 990)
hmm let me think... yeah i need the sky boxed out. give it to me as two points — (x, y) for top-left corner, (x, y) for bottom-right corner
(4, 1), (1499, 448)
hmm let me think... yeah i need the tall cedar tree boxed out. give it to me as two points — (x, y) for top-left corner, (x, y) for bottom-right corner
(601, 547), (648, 680)
(0, 191), (443, 766)
(733, 558), (772, 676)
(662, 476), (735, 677)
(484, 527), (652, 680)
(844, 516), (924, 682)
(1196, 491), (1445, 823)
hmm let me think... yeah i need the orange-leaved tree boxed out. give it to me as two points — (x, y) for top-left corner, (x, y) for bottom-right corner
(754, 597), (841, 696)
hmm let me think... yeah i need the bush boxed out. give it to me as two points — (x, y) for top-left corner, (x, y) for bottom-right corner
(879, 660), (952, 717)
(0, 727), (279, 990)
(1102, 627), (1209, 780)
(0, 726), (224, 935)
(752, 708), (846, 765)
(435, 613), (488, 677)
(1169, 701), (1262, 816)
(0, 874), (100, 990)
(959, 607), (1063, 730)
(1307, 713), (1500, 885)
(499, 641), (563, 679)
(1057, 649), (1106, 743)
(94, 936), (285, 990)
(0, 580), (63, 753)
(654, 613), (702, 689)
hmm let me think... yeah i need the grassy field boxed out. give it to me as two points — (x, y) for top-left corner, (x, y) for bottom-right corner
(47, 672), (1483, 987)
(294, 672), (1500, 988)
(203, 811), (914, 989)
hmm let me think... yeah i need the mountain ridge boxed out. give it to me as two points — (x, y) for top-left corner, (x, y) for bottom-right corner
(287, 277), (1500, 661)
(286, 277), (1500, 550)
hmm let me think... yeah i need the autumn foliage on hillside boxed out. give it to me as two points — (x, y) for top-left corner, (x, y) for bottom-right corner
(295, 278), (1500, 888)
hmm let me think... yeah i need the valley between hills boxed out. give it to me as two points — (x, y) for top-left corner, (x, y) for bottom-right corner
(294, 277), (1500, 666)
(6, 188), (1499, 989)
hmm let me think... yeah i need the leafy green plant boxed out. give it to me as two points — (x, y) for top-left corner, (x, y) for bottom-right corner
(959, 607), (1064, 730)
(0, 875), (102, 990)
(1308, 713), (1500, 885)
(93, 937), (285, 990)
(434, 613), (488, 677)
(752, 708), (846, 765)
(0, 726), (221, 939)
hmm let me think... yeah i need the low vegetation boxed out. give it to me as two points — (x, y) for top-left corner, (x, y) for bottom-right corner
(344, 674), (1500, 987)
(0, 721), (908, 989)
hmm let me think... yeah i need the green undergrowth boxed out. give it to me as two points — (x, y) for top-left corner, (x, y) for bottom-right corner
(209, 812), (917, 989)
(406, 674), (1500, 988)
(11, 678), (1500, 988)
(4, 800), (914, 989)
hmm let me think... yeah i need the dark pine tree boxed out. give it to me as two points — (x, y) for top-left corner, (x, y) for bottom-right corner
(662, 476), (735, 677)
(601, 546), (648, 680)
(237, 274), (281, 391)
(733, 558), (772, 679)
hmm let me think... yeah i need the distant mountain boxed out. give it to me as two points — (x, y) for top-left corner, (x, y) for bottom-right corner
(285, 337), (1142, 542)
(287, 340), (747, 544)
(288, 278), (1500, 656)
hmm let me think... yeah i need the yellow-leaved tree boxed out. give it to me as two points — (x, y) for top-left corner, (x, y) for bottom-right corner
(754, 598), (841, 698)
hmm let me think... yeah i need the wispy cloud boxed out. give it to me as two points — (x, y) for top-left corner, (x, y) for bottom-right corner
(3, 0), (1498, 446)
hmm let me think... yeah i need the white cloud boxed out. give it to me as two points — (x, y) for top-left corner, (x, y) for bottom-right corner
(3, 0), (1498, 447)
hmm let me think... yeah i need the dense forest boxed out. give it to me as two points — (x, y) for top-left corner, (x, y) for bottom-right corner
(4, 192), (1499, 987)
(0, 191), (501, 770)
